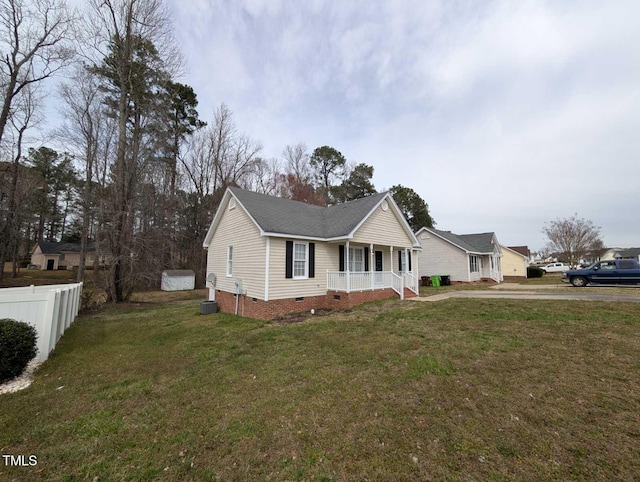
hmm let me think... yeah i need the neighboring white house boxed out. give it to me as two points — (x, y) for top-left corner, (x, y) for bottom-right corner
(500, 245), (530, 278)
(600, 248), (624, 260)
(415, 227), (503, 283)
(614, 248), (640, 263)
(203, 187), (422, 319)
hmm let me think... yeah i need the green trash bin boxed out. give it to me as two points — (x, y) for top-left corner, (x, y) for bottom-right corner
(430, 275), (441, 287)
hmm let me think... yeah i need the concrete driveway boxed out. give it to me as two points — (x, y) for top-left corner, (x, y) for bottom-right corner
(411, 283), (640, 303)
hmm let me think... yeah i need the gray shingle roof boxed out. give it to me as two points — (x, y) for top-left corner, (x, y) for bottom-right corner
(617, 247), (640, 258)
(229, 187), (389, 238)
(429, 228), (496, 254)
(458, 233), (497, 253)
(39, 242), (81, 254)
(37, 241), (105, 254)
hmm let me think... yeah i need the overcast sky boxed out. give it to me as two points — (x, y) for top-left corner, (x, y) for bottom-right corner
(161, 1), (640, 250)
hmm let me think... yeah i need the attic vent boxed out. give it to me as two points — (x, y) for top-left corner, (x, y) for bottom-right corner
(229, 198), (236, 210)
(420, 233), (430, 239)
(380, 200), (389, 211)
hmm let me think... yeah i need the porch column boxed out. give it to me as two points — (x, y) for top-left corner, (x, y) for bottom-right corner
(346, 240), (350, 293)
(389, 246), (393, 274)
(370, 243), (374, 291)
(414, 249), (419, 292)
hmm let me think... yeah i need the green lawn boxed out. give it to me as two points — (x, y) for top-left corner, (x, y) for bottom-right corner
(518, 272), (566, 285)
(1, 295), (640, 481)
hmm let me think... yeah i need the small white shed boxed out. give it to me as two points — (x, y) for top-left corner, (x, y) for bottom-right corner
(161, 270), (196, 291)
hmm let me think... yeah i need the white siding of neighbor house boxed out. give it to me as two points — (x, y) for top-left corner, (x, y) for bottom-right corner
(479, 244), (502, 281)
(416, 231), (470, 282)
(473, 257), (485, 282)
(351, 203), (415, 248)
(206, 202), (265, 299)
(267, 239), (338, 300)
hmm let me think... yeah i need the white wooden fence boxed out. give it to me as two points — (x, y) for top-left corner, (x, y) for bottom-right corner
(0, 283), (83, 362)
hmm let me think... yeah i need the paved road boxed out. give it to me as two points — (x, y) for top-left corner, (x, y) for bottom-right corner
(411, 284), (640, 303)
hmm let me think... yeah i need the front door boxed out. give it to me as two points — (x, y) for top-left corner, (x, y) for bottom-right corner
(374, 251), (384, 287)
(375, 251), (383, 271)
(47, 259), (55, 271)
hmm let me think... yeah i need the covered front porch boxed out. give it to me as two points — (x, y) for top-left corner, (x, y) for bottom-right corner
(326, 242), (420, 300)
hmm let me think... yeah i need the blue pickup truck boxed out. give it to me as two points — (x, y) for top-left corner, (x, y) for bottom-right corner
(562, 259), (640, 287)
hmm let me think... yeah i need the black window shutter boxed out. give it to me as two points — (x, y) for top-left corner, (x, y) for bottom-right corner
(309, 243), (315, 278)
(398, 251), (402, 271)
(408, 251), (412, 272)
(339, 245), (345, 271)
(364, 247), (370, 271)
(285, 241), (293, 278)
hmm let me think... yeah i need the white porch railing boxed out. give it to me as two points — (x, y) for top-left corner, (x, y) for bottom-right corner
(403, 272), (419, 294)
(327, 271), (378, 292)
(327, 271), (412, 299)
(391, 272), (404, 300)
(490, 269), (502, 283)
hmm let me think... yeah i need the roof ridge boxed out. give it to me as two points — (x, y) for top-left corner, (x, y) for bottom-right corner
(229, 187), (390, 239)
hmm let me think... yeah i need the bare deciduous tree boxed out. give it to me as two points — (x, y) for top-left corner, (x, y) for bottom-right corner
(0, 0), (74, 148)
(542, 214), (604, 267)
(246, 157), (282, 195)
(57, 66), (108, 282)
(282, 142), (311, 182)
(0, 82), (42, 282)
(178, 104), (264, 284)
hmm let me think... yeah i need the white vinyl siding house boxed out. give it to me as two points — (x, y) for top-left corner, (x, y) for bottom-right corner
(203, 187), (422, 317)
(416, 227), (503, 283)
(351, 202), (416, 248)
(205, 198), (265, 299)
(416, 229), (470, 281)
(268, 240), (337, 300)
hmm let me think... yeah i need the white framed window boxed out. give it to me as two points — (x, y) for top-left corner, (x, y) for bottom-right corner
(293, 242), (308, 279)
(398, 250), (412, 273)
(348, 247), (364, 272)
(469, 255), (479, 273)
(491, 256), (500, 271)
(226, 246), (233, 277)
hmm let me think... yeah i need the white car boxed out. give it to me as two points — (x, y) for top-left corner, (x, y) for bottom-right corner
(540, 262), (570, 273)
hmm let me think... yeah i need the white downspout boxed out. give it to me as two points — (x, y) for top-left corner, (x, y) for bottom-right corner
(264, 237), (270, 301)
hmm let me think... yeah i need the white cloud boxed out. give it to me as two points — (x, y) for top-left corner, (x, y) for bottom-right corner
(166, 0), (640, 249)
